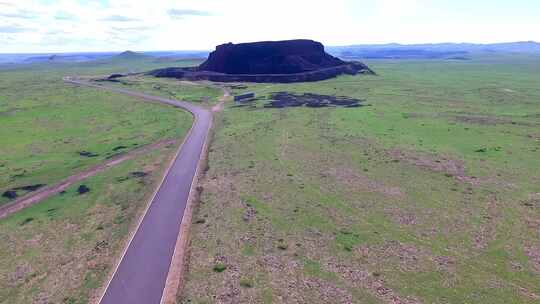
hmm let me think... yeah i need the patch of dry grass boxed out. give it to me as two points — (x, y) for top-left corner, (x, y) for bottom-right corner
(180, 57), (540, 303)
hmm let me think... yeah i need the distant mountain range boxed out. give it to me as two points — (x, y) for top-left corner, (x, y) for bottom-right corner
(0, 50), (209, 65)
(326, 41), (540, 59)
(1, 41), (539, 64)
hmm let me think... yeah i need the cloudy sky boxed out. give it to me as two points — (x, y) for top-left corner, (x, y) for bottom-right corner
(1, 0), (539, 53)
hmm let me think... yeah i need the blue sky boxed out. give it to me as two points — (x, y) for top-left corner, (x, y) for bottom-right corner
(0, 0), (539, 53)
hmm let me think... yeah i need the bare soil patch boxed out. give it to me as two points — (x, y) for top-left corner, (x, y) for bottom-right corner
(324, 259), (422, 304)
(524, 245), (540, 274)
(325, 166), (405, 198)
(388, 148), (485, 186)
(452, 114), (538, 127)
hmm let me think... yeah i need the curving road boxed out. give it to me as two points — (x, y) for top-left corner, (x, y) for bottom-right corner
(64, 77), (212, 304)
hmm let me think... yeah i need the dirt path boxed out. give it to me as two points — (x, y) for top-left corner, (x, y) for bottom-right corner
(212, 87), (230, 112)
(0, 139), (177, 219)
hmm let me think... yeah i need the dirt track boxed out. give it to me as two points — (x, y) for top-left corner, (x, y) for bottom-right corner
(0, 139), (177, 219)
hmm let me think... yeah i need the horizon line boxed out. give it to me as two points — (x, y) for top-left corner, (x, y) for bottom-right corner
(1, 40), (539, 55)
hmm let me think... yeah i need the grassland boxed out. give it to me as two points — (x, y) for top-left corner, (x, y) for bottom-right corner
(99, 75), (224, 107)
(180, 55), (540, 303)
(0, 145), (179, 303)
(0, 57), (199, 206)
(0, 56), (199, 303)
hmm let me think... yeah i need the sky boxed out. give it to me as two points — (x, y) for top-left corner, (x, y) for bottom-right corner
(1, 0), (539, 53)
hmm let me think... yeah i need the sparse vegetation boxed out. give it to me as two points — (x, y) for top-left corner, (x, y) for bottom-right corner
(239, 278), (254, 288)
(0, 147), (181, 303)
(180, 55), (540, 303)
(0, 58), (194, 303)
(0, 60), (194, 207)
(98, 75), (224, 107)
(213, 263), (227, 273)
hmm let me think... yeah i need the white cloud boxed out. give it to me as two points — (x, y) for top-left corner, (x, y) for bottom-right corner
(0, 25), (33, 33)
(100, 15), (140, 22)
(0, 0), (538, 53)
(167, 9), (212, 19)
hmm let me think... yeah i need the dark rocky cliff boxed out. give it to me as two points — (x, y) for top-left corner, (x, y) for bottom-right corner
(198, 40), (347, 74)
(147, 39), (374, 83)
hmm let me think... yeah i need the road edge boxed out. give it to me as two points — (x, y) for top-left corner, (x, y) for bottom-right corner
(93, 112), (199, 304)
(64, 77), (218, 304)
(159, 116), (211, 304)
(160, 87), (228, 304)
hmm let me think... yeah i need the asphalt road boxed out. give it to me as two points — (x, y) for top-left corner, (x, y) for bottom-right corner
(65, 78), (212, 304)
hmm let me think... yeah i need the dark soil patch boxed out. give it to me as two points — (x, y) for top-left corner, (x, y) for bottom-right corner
(115, 171), (148, 183)
(227, 84), (248, 89)
(77, 185), (90, 195)
(106, 152), (123, 159)
(2, 190), (17, 199)
(20, 217), (34, 226)
(108, 73), (124, 79)
(115, 176), (130, 182)
(78, 151), (99, 157)
(14, 184), (46, 192)
(112, 145), (128, 151)
(130, 171), (148, 178)
(264, 92), (364, 108)
(2, 184), (46, 200)
(93, 240), (109, 253)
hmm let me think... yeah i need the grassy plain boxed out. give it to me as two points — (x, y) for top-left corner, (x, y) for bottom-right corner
(101, 75), (224, 107)
(0, 56), (199, 303)
(180, 55), (540, 303)
(0, 57), (199, 206)
(0, 146), (179, 303)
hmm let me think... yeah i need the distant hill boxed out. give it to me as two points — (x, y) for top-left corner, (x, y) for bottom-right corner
(2, 41), (539, 66)
(0, 50), (208, 65)
(10, 52), (116, 64)
(112, 50), (149, 60)
(327, 41), (540, 59)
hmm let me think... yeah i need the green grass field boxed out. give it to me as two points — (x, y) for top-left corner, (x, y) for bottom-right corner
(0, 58), (196, 206)
(180, 55), (540, 303)
(100, 75), (224, 107)
(0, 146), (179, 304)
(0, 56), (197, 303)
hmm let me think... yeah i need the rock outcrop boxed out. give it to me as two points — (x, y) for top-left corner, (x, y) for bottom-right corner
(148, 39), (374, 83)
(199, 40), (347, 74)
